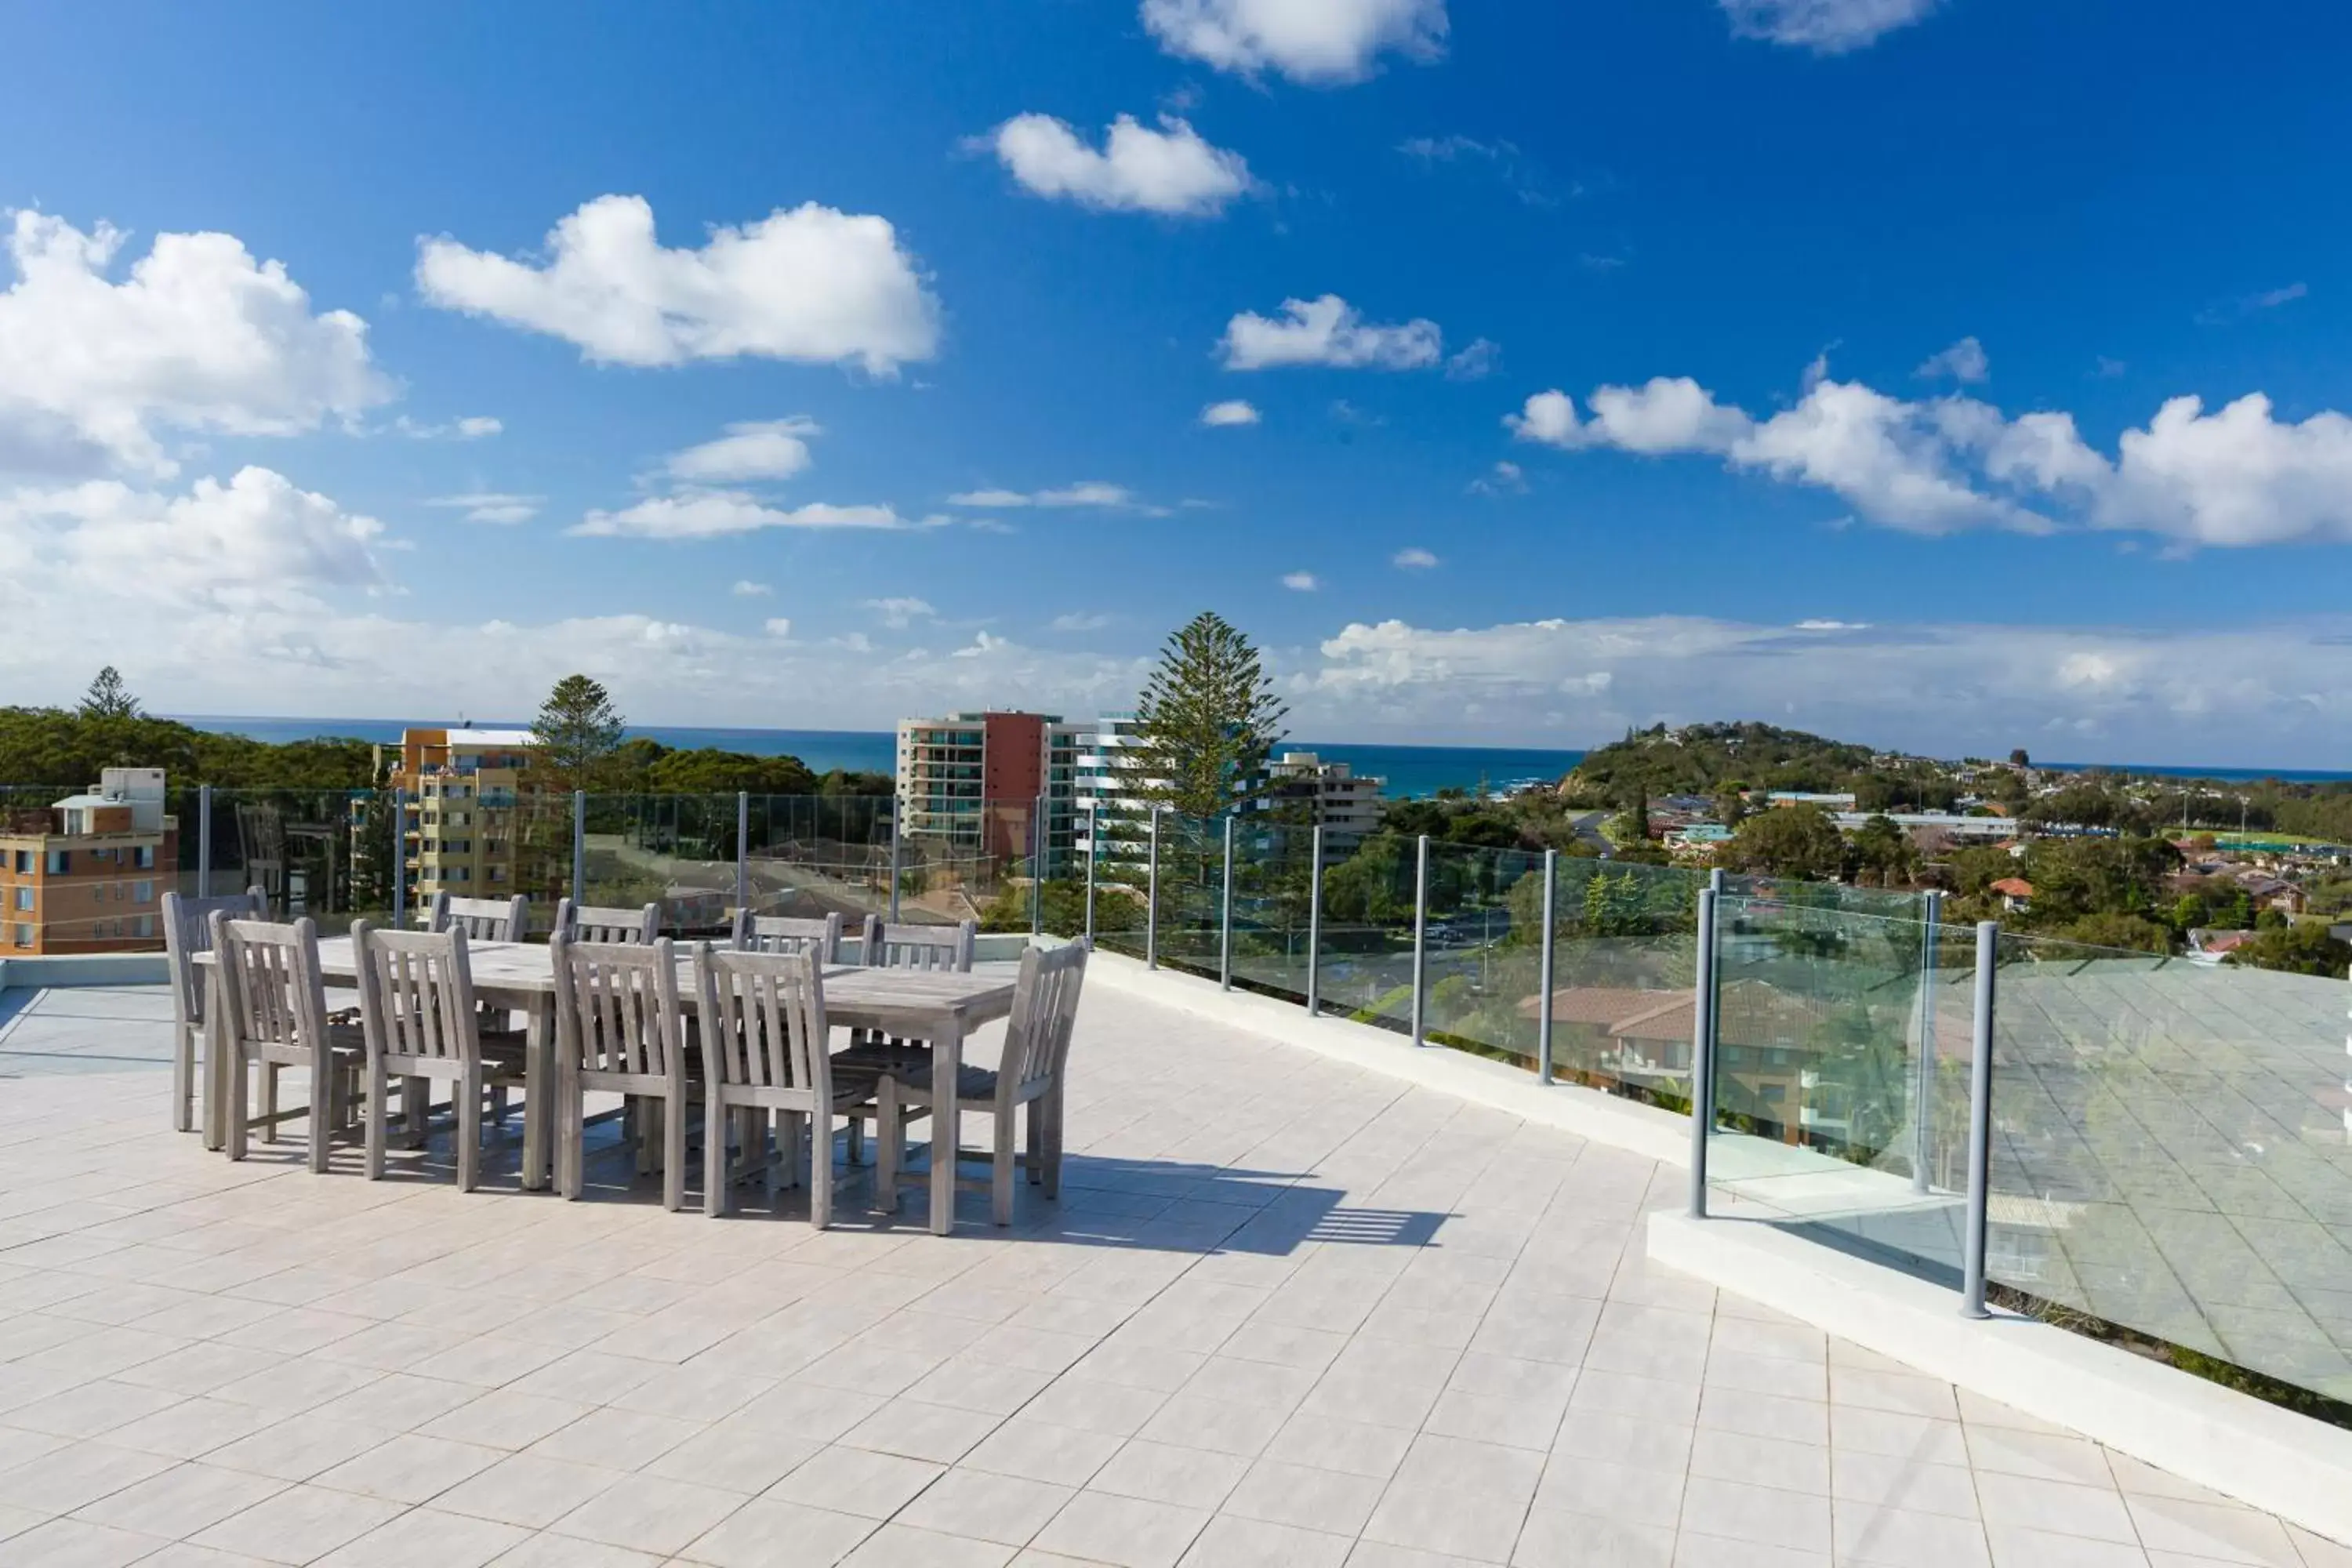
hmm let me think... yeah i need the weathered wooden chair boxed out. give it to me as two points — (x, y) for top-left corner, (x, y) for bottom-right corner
(851, 940), (1090, 1225)
(162, 886), (266, 1134)
(210, 913), (365, 1171)
(351, 921), (528, 1190)
(550, 932), (691, 1209)
(692, 946), (869, 1225)
(730, 909), (845, 961)
(554, 898), (660, 945)
(423, 891), (530, 941)
(836, 918), (978, 1163)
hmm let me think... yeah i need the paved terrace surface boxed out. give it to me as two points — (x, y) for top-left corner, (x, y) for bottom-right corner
(0, 982), (2345, 1568)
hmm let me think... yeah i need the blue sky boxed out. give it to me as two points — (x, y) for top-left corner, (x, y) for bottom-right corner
(4, 0), (2350, 764)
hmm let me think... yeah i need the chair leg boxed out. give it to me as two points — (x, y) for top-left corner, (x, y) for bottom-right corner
(846, 1116), (864, 1167)
(993, 1107), (1015, 1227)
(811, 1111), (835, 1230)
(173, 1022), (196, 1134)
(227, 1050), (249, 1162)
(403, 1077), (429, 1149)
(1044, 1085), (1065, 1200)
(261, 1062), (280, 1144)
(491, 1083), (510, 1127)
(308, 1058), (332, 1175)
(779, 1112), (801, 1193)
(561, 1089), (584, 1200)
(365, 1057), (387, 1180)
(705, 1091), (728, 1218)
(456, 1068), (482, 1192)
(662, 1092), (687, 1213)
(875, 1081), (900, 1215)
(1025, 1096), (1044, 1185)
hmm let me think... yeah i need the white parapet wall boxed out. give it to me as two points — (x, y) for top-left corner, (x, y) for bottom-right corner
(0, 951), (169, 991)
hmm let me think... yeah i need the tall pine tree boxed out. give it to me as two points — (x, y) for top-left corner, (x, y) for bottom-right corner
(1131, 612), (1287, 818)
(532, 675), (626, 789)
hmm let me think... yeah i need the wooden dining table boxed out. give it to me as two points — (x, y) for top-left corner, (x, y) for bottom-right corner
(195, 938), (1017, 1235)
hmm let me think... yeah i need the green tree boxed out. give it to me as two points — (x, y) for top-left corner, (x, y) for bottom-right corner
(1719, 804), (1849, 880)
(2227, 922), (2352, 978)
(2049, 913), (2176, 953)
(1850, 814), (1914, 887)
(1131, 612), (1287, 818)
(79, 667), (142, 720)
(532, 674), (626, 789)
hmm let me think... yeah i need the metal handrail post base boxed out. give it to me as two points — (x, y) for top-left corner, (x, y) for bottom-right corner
(1961, 920), (1999, 1319)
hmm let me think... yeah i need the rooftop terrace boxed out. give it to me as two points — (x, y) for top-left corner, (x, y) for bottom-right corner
(0, 971), (2343, 1567)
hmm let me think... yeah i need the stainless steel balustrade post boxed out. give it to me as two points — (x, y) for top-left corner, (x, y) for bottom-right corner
(735, 792), (751, 924)
(571, 790), (586, 904)
(387, 788), (404, 930)
(197, 784), (213, 898)
(1083, 804), (1098, 942)
(1410, 834), (1430, 1047)
(1962, 920), (1999, 1319)
(1306, 826), (1325, 1017)
(1029, 793), (1044, 938)
(887, 806), (902, 924)
(1145, 808), (1161, 968)
(1219, 814), (1236, 991)
(1537, 848), (1558, 1083)
(1913, 889), (1944, 1195)
(1690, 885), (1719, 1217)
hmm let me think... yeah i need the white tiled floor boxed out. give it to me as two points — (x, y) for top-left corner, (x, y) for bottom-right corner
(0, 979), (2346, 1567)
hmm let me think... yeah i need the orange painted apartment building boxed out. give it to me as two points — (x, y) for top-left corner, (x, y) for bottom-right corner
(0, 768), (178, 954)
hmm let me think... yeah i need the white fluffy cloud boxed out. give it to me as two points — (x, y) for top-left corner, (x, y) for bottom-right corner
(428, 492), (541, 525)
(1220, 295), (1443, 371)
(1720, 0), (1940, 53)
(732, 579), (772, 597)
(1142, 0), (1447, 83)
(0, 212), (390, 477)
(1392, 546), (1439, 568)
(862, 597), (936, 629)
(662, 417), (821, 483)
(1200, 399), (1261, 426)
(1915, 336), (1989, 383)
(946, 481), (1158, 512)
(1282, 571), (1320, 591)
(0, 466), (383, 612)
(988, 114), (1253, 216)
(1510, 368), (2352, 547)
(571, 493), (930, 539)
(416, 194), (939, 374)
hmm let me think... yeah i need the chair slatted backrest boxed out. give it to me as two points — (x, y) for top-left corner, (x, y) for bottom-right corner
(731, 909), (844, 962)
(695, 945), (829, 1092)
(162, 887), (266, 1025)
(1003, 940), (1091, 1098)
(353, 921), (480, 1069)
(210, 913), (331, 1059)
(426, 892), (528, 942)
(865, 918), (976, 973)
(552, 932), (683, 1078)
(556, 898), (660, 946)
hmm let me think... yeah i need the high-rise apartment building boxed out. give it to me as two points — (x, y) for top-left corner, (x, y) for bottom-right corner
(1268, 751), (1388, 848)
(895, 712), (1086, 875)
(375, 728), (536, 906)
(0, 768), (176, 953)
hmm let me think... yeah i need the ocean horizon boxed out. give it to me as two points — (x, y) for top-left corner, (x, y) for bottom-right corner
(165, 715), (2352, 795)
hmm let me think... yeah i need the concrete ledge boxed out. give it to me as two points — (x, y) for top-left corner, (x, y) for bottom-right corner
(0, 952), (168, 990)
(1084, 947), (1690, 1166)
(1647, 1210), (2352, 1547)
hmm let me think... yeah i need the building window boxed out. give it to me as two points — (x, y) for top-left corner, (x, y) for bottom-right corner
(45, 850), (67, 874)
(12, 924), (27, 947)
(134, 880), (154, 902)
(135, 845), (154, 869)
(13, 888), (29, 912)
(135, 913), (153, 939)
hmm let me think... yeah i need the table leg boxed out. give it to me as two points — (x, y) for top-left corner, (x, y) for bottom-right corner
(522, 996), (553, 1192)
(930, 1019), (964, 1236)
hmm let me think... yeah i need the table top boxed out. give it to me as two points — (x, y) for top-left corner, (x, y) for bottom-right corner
(197, 938), (1017, 1029)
